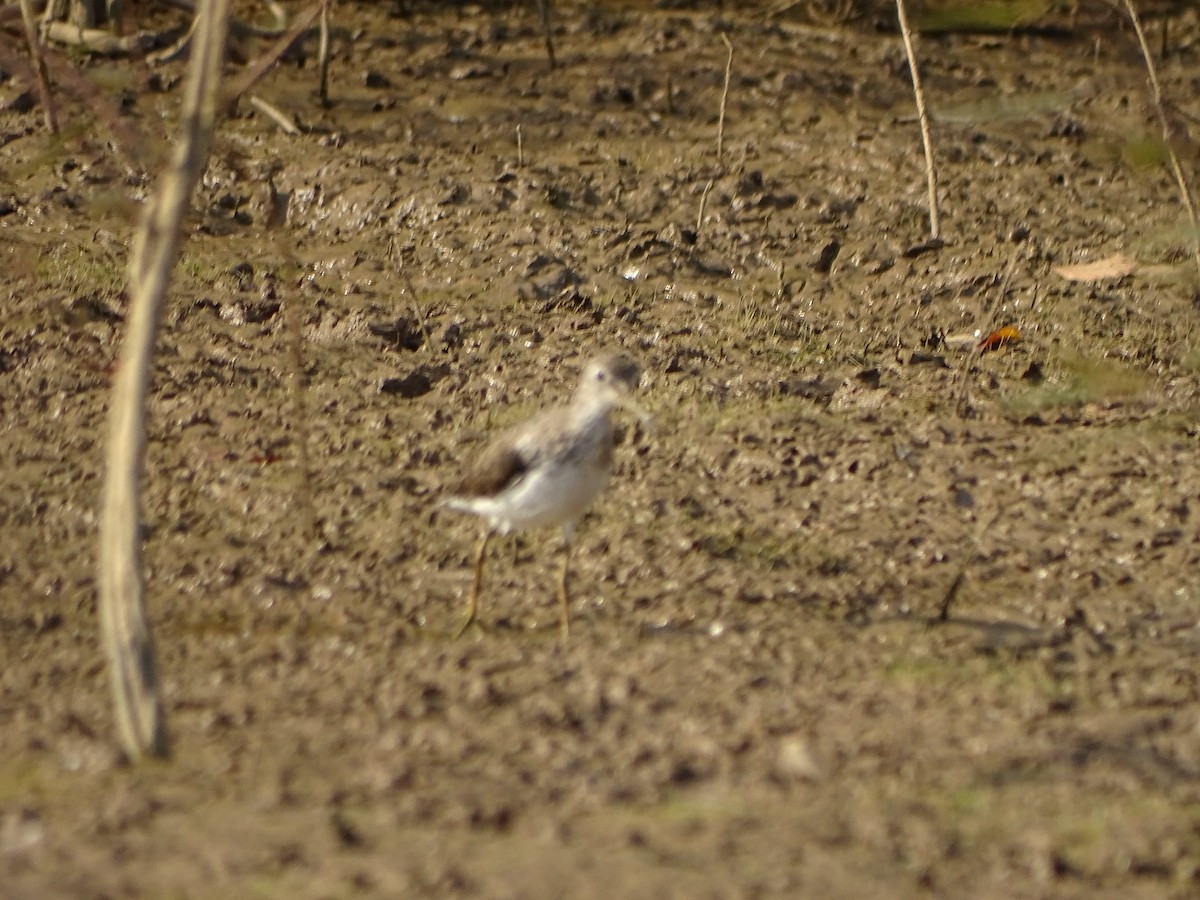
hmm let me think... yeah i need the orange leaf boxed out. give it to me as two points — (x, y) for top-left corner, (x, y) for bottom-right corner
(978, 326), (1021, 353)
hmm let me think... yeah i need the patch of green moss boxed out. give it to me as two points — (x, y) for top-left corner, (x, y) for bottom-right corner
(915, 1), (1053, 33)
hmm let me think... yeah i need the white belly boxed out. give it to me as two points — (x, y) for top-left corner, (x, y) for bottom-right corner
(467, 457), (611, 534)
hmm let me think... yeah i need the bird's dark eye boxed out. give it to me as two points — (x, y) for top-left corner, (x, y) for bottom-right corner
(597, 371), (607, 381)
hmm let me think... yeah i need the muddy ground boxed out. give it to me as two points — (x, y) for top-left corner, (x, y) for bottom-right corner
(4, 0), (1200, 896)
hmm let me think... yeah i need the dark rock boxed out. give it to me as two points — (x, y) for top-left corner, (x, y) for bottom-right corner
(381, 364), (449, 399)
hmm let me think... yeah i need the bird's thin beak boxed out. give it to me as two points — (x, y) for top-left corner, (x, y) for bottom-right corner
(619, 396), (655, 432)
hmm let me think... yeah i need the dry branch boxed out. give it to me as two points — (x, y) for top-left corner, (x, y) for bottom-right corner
(248, 94), (300, 134)
(716, 32), (733, 160)
(535, 0), (556, 69)
(895, 0), (941, 240)
(147, 15), (199, 65)
(1122, 0), (1200, 284)
(0, 26), (155, 175)
(221, 1), (325, 113)
(954, 247), (1020, 417)
(99, 0), (231, 763)
(161, 0), (292, 38)
(317, 0), (331, 105)
(43, 21), (159, 54)
(696, 177), (715, 234)
(17, 0), (58, 133)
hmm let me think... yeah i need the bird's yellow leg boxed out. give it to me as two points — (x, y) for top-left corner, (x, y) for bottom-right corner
(455, 529), (494, 637)
(556, 538), (572, 643)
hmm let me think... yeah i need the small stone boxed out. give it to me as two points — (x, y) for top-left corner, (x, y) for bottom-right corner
(363, 69), (392, 89)
(774, 735), (822, 782)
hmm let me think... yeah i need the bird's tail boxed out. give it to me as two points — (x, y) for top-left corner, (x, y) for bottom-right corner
(435, 495), (475, 515)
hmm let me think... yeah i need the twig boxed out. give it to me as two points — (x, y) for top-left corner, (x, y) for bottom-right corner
(935, 508), (1001, 622)
(716, 32), (733, 160)
(147, 15), (198, 65)
(273, 210), (318, 546)
(411, 301), (434, 353)
(162, 0), (293, 38)
(516, 123), (524, 167)
(263, 0), (288, 31)
(535, 0), (556, 69)
(385, 237), (434, 351)
(936, 569), (966, 622)
(248, 94), (301, 134)
(43, 20), (158, 54)
(895, 0), (941, 240)
(0, 32), (149, 169)
(317, 0), (330, 106)
(99, 0), (231, 763)
(1123, 0), (1200, 285)
(18, 0), (58, 133)
(221, 1), (324, 114)
(40, 0), (63, 28)
(955, 246), (1020, 417)
(695, 178), (715, 234)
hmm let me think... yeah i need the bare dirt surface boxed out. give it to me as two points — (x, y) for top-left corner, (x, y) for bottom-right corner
(4, 1), (1200, 896)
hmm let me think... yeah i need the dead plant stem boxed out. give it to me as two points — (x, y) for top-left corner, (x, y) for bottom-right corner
(98, 0), (231, 762)
(535, 0), (556, 69)
(1123, 0), (1200, 284)
(717, 32), (733, 160)
(696, 178), (715, 235)
(895, 0), (940, 239)
(954, 245), (1020, 417)
(317, 0), (331, 106)
(17, 0), (57, 133)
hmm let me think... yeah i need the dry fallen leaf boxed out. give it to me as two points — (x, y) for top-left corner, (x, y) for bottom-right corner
(978, 325), (1021, 353)
(1053, 253), (1137, 282)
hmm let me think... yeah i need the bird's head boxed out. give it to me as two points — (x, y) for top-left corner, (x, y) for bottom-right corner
(577, 353), (652, 425)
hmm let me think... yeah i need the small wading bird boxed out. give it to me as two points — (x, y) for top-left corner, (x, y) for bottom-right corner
(440, 353), (650, 640)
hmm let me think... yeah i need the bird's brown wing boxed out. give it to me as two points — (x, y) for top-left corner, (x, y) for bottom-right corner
(452, 438), (530, 499)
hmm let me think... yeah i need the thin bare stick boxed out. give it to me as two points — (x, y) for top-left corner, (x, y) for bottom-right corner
(221, 1), (324, 113)
(895, 0), (941, 239)
(17, 0), (58, 133)
(716, 32), (733, 160)
(99, 0), (231, 762)
(317, 0), (330, 106)
(935, 508), (1002, 622)
(43, 21), (158, 54)
(263, 0), (287, 30)
(535, 0), (556, 70)
(1123, 0), (1200, 284)
(696, 178), (715, 234)
(147, 15), (198, 66)
(162, 0), (292, 38)
(248, 94), (300, 134)
(955, 246), (1020, 417)
(516, 123), (524, 167)
(277, 238), (318, 547)
(32, 42), (147, 164)
(0, 39), (145, 171)
(40, 0), (64, 26)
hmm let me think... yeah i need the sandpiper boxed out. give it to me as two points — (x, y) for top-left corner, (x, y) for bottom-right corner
(441, 353), (649, 640)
